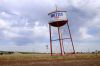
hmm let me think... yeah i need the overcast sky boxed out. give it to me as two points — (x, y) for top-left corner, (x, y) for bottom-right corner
(0, 0), (100, 53)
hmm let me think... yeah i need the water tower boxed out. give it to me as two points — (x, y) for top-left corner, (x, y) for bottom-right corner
(48, 7), (75, 56)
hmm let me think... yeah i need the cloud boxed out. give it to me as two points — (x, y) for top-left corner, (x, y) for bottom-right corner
(79, 27), (93, 39)
(0, 18), (9, 28)
(33, 21), (49, 38)
(0, 0), (100, 52)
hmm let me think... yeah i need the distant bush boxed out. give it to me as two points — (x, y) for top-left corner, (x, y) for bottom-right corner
(0, 51), (14, 55)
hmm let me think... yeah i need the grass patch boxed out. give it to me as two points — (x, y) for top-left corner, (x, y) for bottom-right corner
(0, 53), (100, 61)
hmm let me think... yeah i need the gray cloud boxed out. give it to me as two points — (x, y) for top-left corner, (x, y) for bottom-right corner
(0, 0), (100, 52)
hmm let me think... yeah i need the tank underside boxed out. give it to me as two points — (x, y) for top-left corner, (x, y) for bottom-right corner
(49, 20), (68, 27)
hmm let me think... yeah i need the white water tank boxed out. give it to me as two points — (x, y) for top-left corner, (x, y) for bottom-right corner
(48, 11), (68, 27)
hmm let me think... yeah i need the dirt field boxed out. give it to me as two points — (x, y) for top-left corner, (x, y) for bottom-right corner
(0, 54), (100, 66)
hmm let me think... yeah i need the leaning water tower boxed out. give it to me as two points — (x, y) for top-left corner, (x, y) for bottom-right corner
(48, 7), (75, 56)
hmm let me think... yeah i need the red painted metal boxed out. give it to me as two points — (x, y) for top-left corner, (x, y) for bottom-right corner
(57, 27), (63, 56)
(48, 9), (75, 56)
(48, 21), (75, 55)
(49, 24), (52, 56)
(60, 32), (65, 54)
(49, 20), (67, 27)
(51, 38), (70, 41)
(66, 21), (75, 54)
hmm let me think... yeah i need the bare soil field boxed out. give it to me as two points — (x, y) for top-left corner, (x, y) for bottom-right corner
(0, 54), (100, 66)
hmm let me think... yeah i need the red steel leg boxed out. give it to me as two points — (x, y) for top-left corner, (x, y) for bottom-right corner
(67, 22), (75, 54)
(49, 24), (52, 56)
(58, 27), (63, 56)
(60, 32), (65, 54)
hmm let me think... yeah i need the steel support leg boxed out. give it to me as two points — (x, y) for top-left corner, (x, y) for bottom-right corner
(58, 27), (63, 56)
(49, 24), (52, 56)
(60, 32), (65, 54)
(67, 22), (75, 54)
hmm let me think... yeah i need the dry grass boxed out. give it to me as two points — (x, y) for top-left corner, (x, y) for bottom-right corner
(0, 53), (100, 60)
(0, 53), (100, 66)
